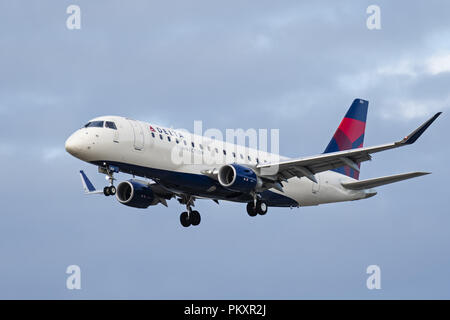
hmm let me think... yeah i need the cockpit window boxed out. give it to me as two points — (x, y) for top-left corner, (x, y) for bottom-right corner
(105, 121), (117, 130)
(84, 121), (104, 128)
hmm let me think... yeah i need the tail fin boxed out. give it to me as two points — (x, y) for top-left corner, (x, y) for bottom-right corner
(324, 98), (369, 179)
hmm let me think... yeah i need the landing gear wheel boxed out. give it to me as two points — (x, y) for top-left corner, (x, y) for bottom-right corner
(180, 212), (191, 227)
(246, 202), (258, 217)
(256, 200), (268, 215)
(190, 211), (201, 226)
(103, 186), (116, 196)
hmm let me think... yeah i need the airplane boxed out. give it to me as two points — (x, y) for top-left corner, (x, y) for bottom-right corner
(65, 99), (441, 227)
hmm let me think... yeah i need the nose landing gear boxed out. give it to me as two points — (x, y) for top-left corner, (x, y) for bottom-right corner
(99, 164), (119, 196)
(103, 185), (116, 196)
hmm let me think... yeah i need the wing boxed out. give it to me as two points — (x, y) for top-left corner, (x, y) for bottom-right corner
(79, 170), (104, 194)
(80, 171), (174, 206)
(256, 112), (441, 182)
(146, 182), (175, 207)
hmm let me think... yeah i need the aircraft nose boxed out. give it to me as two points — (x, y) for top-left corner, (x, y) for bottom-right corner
(65, 133), (82, 156)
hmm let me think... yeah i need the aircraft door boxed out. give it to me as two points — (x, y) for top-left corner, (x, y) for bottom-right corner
(128, 119), (145, 150)
(113, 130), (120, 143)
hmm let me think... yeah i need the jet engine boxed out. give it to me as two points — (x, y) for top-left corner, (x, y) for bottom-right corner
(116, 180), (159, 208)
(218, 163), (262, 193)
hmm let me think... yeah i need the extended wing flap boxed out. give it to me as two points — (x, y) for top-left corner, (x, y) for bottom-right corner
(341, 172), (430, 190)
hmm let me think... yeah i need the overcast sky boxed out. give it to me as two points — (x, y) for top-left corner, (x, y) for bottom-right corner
(0, 0), (449, 299)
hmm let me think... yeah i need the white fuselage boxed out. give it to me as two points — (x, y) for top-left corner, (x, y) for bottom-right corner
(65, 116), (372, 207)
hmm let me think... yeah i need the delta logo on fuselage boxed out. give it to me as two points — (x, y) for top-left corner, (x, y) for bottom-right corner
(149, 125), (185, 139)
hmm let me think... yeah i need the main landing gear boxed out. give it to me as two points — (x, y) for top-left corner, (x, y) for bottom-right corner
(246, 199), (268, 217)
(178, 196), (201, 228)
(180, 209), (201, 228)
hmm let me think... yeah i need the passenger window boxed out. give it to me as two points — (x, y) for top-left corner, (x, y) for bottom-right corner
(223, 150), (226, 155)
(176, 139), (179, 144)
(167, 136), (171, 142)
(105, 121), (117, 130)
(199, 144), (203, 150)
(240, 154), (243, 159)
(184, 140), (187, 146)
(232, 152), (236, 158)
(151, 132), (155, 138)
(191, 142), (195, 148)
(159, 134), (163, 140)
(248, 155), (251, 161)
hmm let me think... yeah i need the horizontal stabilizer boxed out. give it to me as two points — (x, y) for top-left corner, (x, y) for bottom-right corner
(341, 172), (430, 190)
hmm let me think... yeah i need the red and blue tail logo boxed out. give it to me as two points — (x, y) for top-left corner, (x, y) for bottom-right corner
(323, 99), (368, 179)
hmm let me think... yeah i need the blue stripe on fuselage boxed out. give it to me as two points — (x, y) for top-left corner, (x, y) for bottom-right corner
(91, 161), (298, 207)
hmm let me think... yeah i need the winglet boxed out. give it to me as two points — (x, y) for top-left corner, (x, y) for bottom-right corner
(401, 112), (442, 145)
(79, 170), (97, 193)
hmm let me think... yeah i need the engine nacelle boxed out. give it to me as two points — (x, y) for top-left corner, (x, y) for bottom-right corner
(116, 180), (159, 208)
(218, 163), (261, 193)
